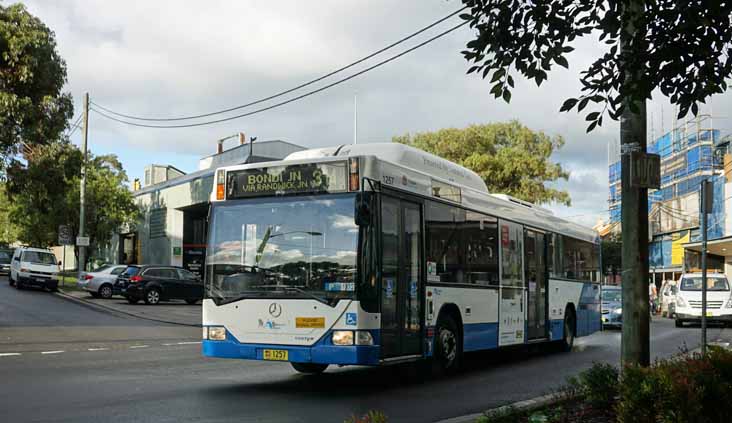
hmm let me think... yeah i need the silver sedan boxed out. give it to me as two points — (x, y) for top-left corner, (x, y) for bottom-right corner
(77, 264), (128, 299)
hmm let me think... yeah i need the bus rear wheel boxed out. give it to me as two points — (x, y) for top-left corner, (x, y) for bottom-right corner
(291, 362), (328, 374)
(560, 309), (576, 352)
(433, 315), (462, 374)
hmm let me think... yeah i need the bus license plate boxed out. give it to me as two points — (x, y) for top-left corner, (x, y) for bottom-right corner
(262, 349), (288, 361)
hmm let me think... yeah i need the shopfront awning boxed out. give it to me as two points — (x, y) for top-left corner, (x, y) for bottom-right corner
(683, 235), (732, 256)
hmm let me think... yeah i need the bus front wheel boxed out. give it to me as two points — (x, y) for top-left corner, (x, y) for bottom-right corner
(433, 315), (462, 374)
(291, 362), (328, 374)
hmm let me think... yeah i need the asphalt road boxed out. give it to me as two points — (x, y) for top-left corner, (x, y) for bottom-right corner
(1, 275), (731, 423)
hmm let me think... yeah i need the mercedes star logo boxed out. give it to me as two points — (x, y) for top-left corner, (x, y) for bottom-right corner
(269, 303), (282, 317)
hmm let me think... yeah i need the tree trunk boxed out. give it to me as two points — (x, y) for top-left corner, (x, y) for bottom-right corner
(620, 0), (650, 367)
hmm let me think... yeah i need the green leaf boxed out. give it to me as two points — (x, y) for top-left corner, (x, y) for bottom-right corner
(507, 75), (515, 88)
(578, 97), (589, 112)
(586, 111), (600, 121)
(502, 89), (512, 103)
(491, 68), (506, 83)
(559, 98), (578, 112)
(555, 56), (569, 68)
(586, 120), (599, 133)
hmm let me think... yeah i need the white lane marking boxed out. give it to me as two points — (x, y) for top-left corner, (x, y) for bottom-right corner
(41, 351), (64, 355)
(88, 348), (109, 351)
(129, 345), (149, 349)
(0, 353), (22, 357)
(176, 341), (201, 345)
(161, 343), (176, 346)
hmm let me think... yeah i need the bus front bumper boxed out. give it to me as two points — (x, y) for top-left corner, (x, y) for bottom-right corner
(202, 330), (381, 366)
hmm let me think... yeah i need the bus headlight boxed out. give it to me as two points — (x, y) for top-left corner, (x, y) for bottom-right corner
(332, 331), (354, 345)
(726, 298), (732, 308)
(202, 327), (208, 340)
(356, 331), (374, 346)
(676, 297), (686, 307)
(208, 326), (226, 341)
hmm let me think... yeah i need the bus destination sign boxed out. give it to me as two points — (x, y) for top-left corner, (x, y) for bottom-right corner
(227, 162), (347, 199)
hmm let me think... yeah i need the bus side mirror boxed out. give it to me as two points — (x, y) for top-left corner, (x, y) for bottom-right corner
(355, 192), (373, 227)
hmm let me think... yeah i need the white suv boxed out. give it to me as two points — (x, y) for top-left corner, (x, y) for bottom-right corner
(9, 247), (60, 291)
(675, 273), (732, 327)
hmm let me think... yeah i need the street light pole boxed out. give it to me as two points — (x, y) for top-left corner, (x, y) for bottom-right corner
(78, 93), (89, 281)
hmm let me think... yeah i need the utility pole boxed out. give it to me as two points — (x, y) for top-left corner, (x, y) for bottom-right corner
(78, 93), (89, 281)
(620, 0), (651, 367)
(701, 179), (713, 356)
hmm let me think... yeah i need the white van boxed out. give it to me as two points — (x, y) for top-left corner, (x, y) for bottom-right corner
(9, 247), (60, 291)
(674, 273), (732, 327)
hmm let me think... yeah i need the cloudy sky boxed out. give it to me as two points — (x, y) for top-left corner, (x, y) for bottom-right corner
(22, 0), (732, 226)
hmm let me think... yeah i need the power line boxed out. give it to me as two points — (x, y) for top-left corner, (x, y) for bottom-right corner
(90, 6), (468, 122)
(91, 20), (469, 129)
(66, 115), (83, 138)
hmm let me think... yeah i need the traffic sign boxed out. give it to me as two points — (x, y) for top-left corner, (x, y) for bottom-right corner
(58, 225), (73, 245)
(76, 236), (90, 247)
(625, 151), (661, 189)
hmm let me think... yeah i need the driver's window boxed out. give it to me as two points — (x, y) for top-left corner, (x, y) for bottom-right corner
(111, 267), (125, 275)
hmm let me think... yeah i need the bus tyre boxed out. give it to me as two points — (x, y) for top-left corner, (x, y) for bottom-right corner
(144, 288), (161, 305)
(433, 315), (461, 374)
(291, 362), (328, 374)
(560, 310), (575, 352)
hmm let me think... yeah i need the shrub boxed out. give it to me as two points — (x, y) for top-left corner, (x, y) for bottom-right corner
(617, 347), (732, 423)
(568, 362), (619, 409)
(344, 410), (388, 423)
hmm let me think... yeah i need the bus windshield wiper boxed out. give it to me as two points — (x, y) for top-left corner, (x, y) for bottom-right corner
(250, 284), (330, 305)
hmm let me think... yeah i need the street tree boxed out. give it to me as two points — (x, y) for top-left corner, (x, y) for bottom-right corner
(394, 121), (570, 205)
(0, 182), (20, 245)
(6, 141), (139, 268)
(459, 0), (732, 366)
(0, 3), (73, 173)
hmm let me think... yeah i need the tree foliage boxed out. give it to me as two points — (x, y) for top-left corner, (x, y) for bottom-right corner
(460, 0), (732, 131)
(0, 182), (20, 245)
(0, 3), (73, 171)
(5, 141), (139, 265)
(394, 121), (570, 205)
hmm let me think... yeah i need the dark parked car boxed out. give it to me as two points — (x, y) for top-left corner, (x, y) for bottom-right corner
(114, 265), (203, 305)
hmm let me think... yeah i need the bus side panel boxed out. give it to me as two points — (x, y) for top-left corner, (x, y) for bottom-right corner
(547, 279), (602, 341)
(426, 286), (499, 353)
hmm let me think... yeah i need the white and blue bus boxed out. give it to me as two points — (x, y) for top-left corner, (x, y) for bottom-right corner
(202, 143), (601, 374)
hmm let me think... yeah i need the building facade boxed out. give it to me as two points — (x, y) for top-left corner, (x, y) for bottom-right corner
(605, 115), (731, 283)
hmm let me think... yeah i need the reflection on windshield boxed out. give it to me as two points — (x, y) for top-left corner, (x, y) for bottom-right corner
(680, 277), (730, 291)
(603, 290), (621, 302)
(22, 252), (56, 265)
(205, 194), (358, 305)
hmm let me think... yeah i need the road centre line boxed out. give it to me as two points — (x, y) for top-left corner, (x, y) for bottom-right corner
(88, 348), (109, 351)
(0, 353), (22, 357)
(41, 351), (64, 355)
(176, 341), (201, 345)
(129, 345), (149, 349)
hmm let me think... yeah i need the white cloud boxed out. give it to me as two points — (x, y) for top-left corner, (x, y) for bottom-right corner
(21, 1), (732, 227)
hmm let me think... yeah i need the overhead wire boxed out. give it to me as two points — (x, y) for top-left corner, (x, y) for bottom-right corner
(90, 6), (468, 122)
(91, 19), (470, 129)
(65, 115), (83, 138)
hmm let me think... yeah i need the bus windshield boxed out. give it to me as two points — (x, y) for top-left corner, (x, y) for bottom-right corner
(680, 277), (730, 291)
(205, 194), (359, 306)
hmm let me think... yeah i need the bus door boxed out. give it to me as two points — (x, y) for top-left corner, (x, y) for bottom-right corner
(498, 220), (525, 346)
(524, 230), (548, 340)
(380, 196), (422, 358)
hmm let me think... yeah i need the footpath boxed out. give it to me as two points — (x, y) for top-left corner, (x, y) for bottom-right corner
(56, 289), (201, 326)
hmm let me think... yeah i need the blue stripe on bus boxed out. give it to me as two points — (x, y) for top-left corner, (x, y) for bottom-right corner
(202, 329), (381, 366)
(462, 323), (499, 352)
(549, 319), (564, 341)
(577, 282), (602, 337)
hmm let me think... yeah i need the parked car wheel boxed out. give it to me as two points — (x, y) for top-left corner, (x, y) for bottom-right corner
(98, 284), (113, 299)
(144, 288), (161, 305)
(15, 278), (24, 290)
(127, 297), (139, 304)
(185, 299), (198, 305)
(675, 319), (684, 328)
(8, 274), (15, 286)
(90, 292), (101, 298)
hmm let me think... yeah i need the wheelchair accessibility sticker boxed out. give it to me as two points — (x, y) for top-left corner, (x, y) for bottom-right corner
(345, 312), (357, 326)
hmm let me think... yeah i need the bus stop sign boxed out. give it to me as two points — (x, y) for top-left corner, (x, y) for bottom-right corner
(625, 151), (661, 189)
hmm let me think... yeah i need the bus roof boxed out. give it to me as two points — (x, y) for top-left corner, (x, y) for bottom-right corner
(215, 142), (598, 243)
